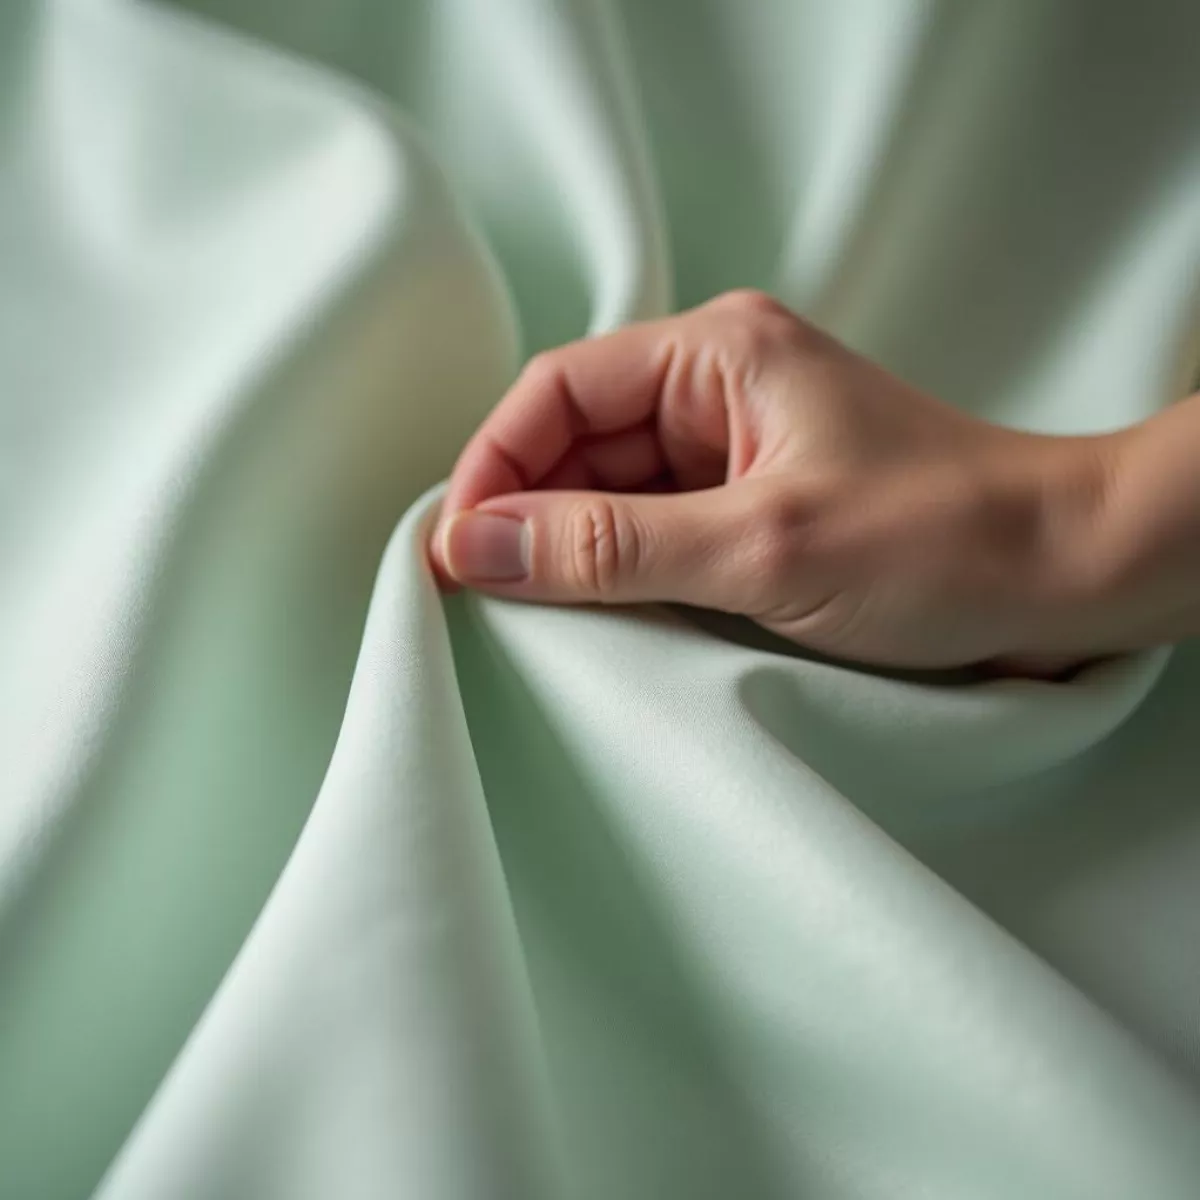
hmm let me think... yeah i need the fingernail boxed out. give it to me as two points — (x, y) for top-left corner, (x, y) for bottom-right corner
(442, 512), (529, 583)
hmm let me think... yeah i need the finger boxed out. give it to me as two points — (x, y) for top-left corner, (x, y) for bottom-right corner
(441, 317), (689, 519)
(436, 483), (774, 612)
(578, 422), (667, 491)
(540, 456), (596, 492)
(538, 422), (667, 494)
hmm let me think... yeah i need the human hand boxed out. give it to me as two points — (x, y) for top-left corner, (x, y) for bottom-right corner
(430, 290), (1116, 672)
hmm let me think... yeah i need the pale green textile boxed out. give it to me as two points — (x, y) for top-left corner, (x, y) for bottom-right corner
(2, 2), (1200, 1197)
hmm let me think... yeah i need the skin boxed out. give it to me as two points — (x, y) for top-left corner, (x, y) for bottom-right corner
(429, 289), (1200, 675)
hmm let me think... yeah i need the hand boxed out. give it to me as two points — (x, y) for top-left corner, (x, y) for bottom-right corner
(430, 290), (1117, 672)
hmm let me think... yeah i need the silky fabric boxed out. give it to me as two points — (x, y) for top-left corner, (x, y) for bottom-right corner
(3, 1), (1200, 1197)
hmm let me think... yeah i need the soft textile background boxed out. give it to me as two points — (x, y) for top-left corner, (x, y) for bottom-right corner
(2, 2), (1200, 1197)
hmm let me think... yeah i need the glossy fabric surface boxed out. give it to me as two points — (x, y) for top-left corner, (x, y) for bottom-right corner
(3, 2), (1200, 1197)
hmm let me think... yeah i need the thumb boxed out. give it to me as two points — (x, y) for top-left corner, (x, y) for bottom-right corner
(436, 484), (772, 611)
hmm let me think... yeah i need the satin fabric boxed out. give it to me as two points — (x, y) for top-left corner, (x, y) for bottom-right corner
(3, 2), (1200, 1197)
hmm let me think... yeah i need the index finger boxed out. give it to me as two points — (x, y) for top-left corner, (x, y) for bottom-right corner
(441, 317), (678, 519)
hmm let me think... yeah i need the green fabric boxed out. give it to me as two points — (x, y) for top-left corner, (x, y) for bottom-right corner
(2, 2), (1199, 1197)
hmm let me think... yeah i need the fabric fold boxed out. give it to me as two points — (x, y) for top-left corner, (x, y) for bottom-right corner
(4, 1), (1200, 1197)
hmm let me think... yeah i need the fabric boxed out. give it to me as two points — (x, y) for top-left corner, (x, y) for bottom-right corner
(3, 1), (1200, 1196)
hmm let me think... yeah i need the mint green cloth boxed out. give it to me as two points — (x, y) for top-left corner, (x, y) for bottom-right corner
(2, 2), (1200, 1197)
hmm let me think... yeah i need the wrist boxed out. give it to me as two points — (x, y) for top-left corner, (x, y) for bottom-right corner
(1029, 401), (1200, 658)
(1012, 429), (1129, 660)
(1082, 402), (1200, 651)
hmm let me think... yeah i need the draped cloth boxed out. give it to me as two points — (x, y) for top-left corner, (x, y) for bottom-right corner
(3, 2), (1200, 1197)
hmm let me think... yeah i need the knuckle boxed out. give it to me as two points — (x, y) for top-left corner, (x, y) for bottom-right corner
(564, 499), (638, 596)
(713, 288), (791, 321)
(707, 290), (807, 370)
(517, 350), (563, 394)
(749, 491), (817, 593)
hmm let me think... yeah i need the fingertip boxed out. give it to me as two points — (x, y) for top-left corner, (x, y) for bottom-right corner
(444, 437), (535, 516)
(431, 561), (463, 594)
(426, 511), (463, 593)
(439, 509), (530, 586)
